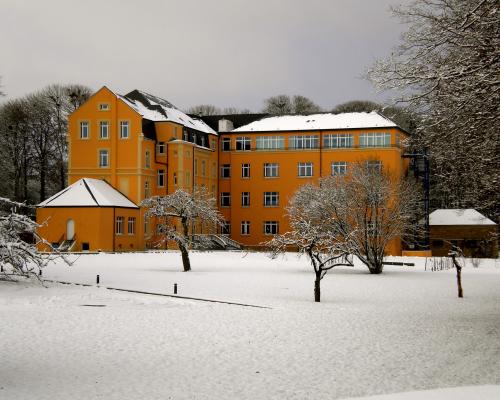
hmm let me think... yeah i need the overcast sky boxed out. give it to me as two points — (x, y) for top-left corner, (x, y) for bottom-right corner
(1, 0), (409, 112)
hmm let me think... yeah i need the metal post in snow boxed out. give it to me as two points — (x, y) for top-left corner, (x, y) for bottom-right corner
(174, 283), (177, 294)
(97, 274), (100, 285)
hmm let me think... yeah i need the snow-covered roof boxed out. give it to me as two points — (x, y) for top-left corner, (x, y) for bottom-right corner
(232, 111), (398, 132)
(38, 179), (138, 208)
(429, 209), (496, 226)
(119, 90), (216, 135)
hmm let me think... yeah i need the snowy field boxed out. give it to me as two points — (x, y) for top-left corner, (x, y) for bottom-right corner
(1, 251), (500, 400)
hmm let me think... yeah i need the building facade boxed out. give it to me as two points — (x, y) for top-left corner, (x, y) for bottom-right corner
(38, 87), (410, 254)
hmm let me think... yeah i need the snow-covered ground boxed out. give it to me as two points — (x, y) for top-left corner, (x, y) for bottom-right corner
(1, 251), (499, 400)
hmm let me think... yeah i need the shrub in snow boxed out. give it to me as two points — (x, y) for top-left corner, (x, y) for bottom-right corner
(0, 197), (64, 278)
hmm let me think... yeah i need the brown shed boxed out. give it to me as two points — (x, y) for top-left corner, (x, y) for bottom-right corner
(429, 209), (498, 258)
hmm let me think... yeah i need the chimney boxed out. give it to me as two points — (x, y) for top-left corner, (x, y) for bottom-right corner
(218, 118), (234, 132)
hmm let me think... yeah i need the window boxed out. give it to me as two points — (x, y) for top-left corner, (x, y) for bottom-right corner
(241, 192), (250, 207)
(331, 161), (347, 175)
(210, 139), (216, 150)
(264, 163), (279, 177)
(201, 136), (205, 147)
(99, 121), (109, 139)
(298, 162), (313, 177)
(183, 131), (188, 141)
(256, 136), (284, 150)
(396, 133), (401, 147)
(221, 164), (231, 178)
(211, 162), (216, 178)
(263, 221), (279, 235)
(145, 150), (151, 168)
(222, 137), (231, 151)
(201, 160), (206, 177)
(99, 150), (109, 167)
(128, 217), (136, 235)
(241, 221), (250, 235)
(144, 180), (151, 198)
(115, 216), (124, 235)
(220, 192), (231, 207)
(324, 133), (354, 148)
(185, 171), (190, 184)
(173, 172), (178, 186)
(194, 159), (198, 176)
(289, 135), (319, 149)
(264, 192), (279, 207)
(241, 163), (250, 178)
(366, 160), (382, 173)
(157, 169), (165, 187)
(221, 221), (231, 235)
(119, 121), (129, 139)
(157, 141), (165, 154)
(236, 136), (251, 151)
(80, 121), (89, 139)
(99, 103), (109, 111)
(144, 216), (149, 234)
(359, 132), (391, 147)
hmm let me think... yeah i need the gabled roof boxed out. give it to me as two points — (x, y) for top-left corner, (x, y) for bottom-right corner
(38, 179), (138, 208)
(232, 111), (399, 132)
(429, 209), (496, 226)
(119, 90), (217, 135)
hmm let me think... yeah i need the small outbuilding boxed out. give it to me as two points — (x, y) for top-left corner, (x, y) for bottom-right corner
(429, 209), (498, 258)
(37, 178), (140, 252)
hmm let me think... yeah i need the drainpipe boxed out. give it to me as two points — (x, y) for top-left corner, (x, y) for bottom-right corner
(112, 207), (116, 252)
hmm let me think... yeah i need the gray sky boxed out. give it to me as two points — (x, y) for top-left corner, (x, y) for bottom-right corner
(1, 0), (409, 112)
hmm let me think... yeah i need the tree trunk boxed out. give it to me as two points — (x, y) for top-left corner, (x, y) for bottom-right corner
(180, 218), (191, 272)
(368, 261), (384, 274)
(456, 266), (463, 298)
(179, 243), (191, 272)
(59, 158), (65, 191)
(314, 271), (321, 302)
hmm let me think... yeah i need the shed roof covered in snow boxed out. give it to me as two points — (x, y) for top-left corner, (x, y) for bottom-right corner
(119, 90), (216, 135)
(38, 179), (138, 208)
(232, 111), (399, 132)
(429, 209), (496, 226)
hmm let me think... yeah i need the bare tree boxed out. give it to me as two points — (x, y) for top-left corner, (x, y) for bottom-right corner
(222, 107), (252, 115)
(332, 100), (381, 114)
(321, 163), (420, 274)
(449, 247), (464, 298)
(263, 94), (322, 115)
(369, 0), (500, 221)
(267, 183), (353, 302)
(141, 188), (224, 272)
(187, 104), (222, 116)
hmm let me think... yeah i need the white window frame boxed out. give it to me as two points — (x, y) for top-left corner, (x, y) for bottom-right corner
(264, 163), (279, 178)
(80, 121), (89, 139)
(298, 162), (313, 177)
(241, 221), (250, 235)
(220, 192), (231, 207)
(256, 136), (284, 150)
(144, 180), (151, 198)
(127, 217), (136, 235)
(289, 135), (319, 149)
(263, 221), (279, 235)
(99, 121), (109, 139)
(220, 164), (231, 178)
(264, 192), (279, 207)
(115, 216), (124, 235)
(119, 121), (129, 139)
(331, 161), (348, 175)
(99, 103), (110, 111)
(157, 141), (165, 154)
(145, 150), (151, 169)
(359, 132), (391, 148)
(221, 137), (231, 151)
(366, 160), (382, 173)
(241, 192), (250, 207)
(99, 149), (109, 168)
(241, 163), (250, 178)
(157, 169), (165, 187)
(236, 136), (251, 151)
(324, 133), (354, 148)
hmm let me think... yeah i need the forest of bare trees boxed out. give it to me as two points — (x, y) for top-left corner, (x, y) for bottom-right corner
(0, 84), (91, 205)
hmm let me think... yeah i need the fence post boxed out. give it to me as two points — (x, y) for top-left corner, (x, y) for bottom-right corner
(96, 274), (100, 285)
(174, 283), (178, 294)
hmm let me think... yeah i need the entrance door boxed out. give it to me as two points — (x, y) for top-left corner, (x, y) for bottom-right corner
(66, 219), (75, 240)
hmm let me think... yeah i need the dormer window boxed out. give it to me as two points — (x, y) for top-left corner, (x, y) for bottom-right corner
(183, 131), (188, 141)
(99, 103), (110, 111)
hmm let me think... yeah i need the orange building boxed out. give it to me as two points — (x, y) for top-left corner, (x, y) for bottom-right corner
(218, 113), (409, 254)
(37, 87), (410, 254)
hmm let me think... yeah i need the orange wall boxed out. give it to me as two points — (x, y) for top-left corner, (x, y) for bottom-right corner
(37, 207), (140, 252)
(219, 128), (408, 251)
